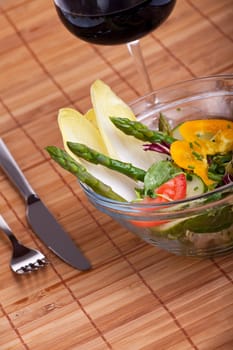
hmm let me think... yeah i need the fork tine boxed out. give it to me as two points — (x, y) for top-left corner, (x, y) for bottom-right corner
(29, 263), (40, 270)
(26, 267), (33, 273)
(40, 258), (49, 265)
(37, 258), (46, 266)
(15, 267), (26, 274)
(33, 262), (44, 269)
(14, 259), (49, 274)
(16, 266), (32, 274)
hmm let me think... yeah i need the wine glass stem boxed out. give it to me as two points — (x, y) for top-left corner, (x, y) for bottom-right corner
(127, 40), (154, 96)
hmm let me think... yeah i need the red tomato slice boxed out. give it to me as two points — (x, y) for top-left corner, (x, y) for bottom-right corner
(156, 173), (187, 201)
(131, 173), (186, 227)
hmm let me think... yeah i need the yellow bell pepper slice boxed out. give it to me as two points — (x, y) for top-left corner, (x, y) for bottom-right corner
(171, 119), (233, 186)
(179, 119), (233, 142)
(170, 140), (215, 186)
(212, 129), (233, 153)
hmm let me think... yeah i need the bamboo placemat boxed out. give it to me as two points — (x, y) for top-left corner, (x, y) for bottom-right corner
(0, 0), (233, 349)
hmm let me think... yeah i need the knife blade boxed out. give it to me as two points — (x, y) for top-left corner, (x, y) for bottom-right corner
(0, 138), (91, 271)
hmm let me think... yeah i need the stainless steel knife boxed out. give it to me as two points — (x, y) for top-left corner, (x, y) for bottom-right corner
(0, 138), (91, 271)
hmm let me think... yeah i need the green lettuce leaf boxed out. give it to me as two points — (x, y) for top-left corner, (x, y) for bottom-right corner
(143, 160), (182, 197)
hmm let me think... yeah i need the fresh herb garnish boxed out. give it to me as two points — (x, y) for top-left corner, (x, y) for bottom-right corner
(192, 151), (204, 161)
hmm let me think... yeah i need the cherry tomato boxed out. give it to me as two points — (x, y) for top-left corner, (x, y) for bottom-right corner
(131, 173), (186, 227)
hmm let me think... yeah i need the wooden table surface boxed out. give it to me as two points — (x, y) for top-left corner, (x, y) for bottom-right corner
(0, 1), (233, 349)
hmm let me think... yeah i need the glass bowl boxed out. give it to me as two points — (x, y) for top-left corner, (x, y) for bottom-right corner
(81, 74), (233, 257)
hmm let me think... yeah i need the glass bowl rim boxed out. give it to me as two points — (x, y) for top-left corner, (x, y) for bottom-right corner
(129, 73), (233, 106)
(80, 181), (233, 210)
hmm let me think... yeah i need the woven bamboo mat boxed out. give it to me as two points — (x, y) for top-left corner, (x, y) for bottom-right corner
(0, 0), (233, 349)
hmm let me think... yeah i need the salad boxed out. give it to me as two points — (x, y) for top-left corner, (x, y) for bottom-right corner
(46, 80), (233, 237)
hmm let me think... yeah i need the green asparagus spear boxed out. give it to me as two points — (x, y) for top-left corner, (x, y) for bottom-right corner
(110, 117), (176, 144)
(226, 158), (233, 176)
(67, 142), (146, 182)
(158, 113), (172, 135)
(46, 146), (127, 202)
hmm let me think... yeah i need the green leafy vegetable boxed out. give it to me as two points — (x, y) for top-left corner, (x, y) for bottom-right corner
(208, 152), (233, 185)
(143, 160), (182, 197)
(155, 205), (233, 237)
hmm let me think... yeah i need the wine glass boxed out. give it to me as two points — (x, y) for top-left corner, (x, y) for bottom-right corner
(53, 0), (176, 97)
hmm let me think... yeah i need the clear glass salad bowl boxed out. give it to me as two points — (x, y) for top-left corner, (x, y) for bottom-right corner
(81, 74), (233, 257)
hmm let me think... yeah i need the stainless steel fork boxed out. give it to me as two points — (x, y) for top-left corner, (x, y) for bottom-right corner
(0, 215), (48, 274)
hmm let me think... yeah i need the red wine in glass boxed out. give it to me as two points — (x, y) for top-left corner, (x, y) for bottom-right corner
(54, 0), (176, 95)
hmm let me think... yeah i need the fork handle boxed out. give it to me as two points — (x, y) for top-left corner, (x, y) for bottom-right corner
(0, 214), (19, 246)
(0, 139), (37, 202)
(0, 214), (13, 237)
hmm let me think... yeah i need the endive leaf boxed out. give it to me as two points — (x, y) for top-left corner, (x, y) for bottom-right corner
(84, 108), (98, 129)
(58, 107), (137, 201)
(58, 107), (107, 156)
(91, 79), (163, 170)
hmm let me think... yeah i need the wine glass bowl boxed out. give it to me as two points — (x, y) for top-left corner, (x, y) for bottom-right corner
(53, 0), (176, 95)
(54, 0), (176, 45)
(80, 74), (233, 258)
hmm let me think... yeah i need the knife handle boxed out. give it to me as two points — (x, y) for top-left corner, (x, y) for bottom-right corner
(0, 138), (37, 202)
